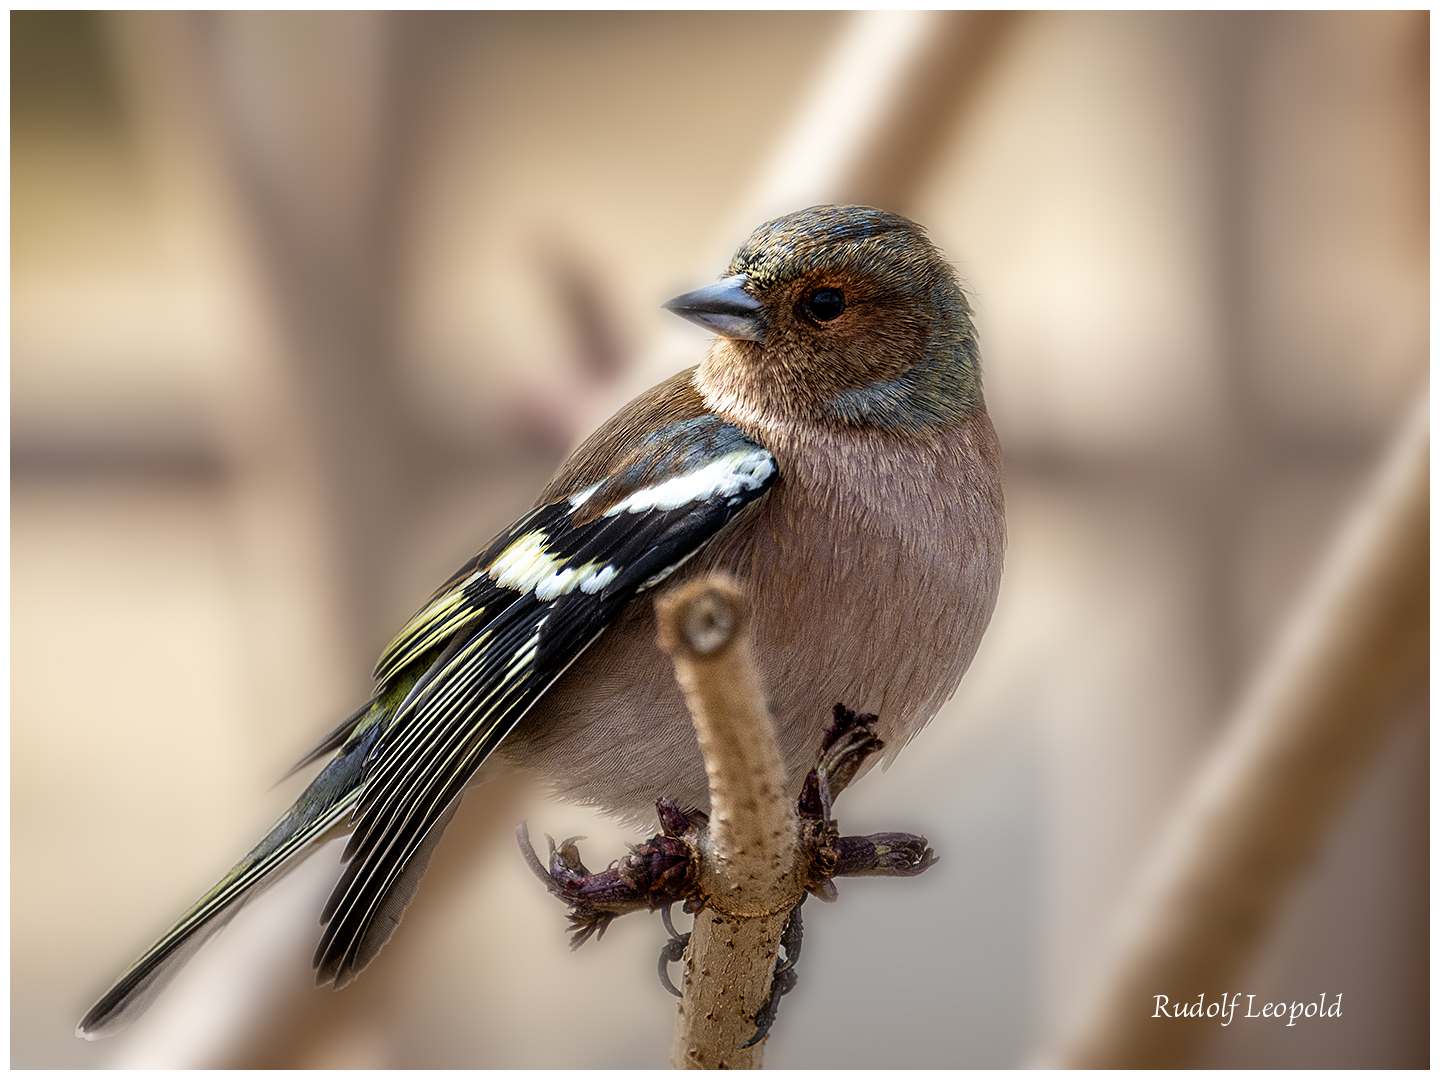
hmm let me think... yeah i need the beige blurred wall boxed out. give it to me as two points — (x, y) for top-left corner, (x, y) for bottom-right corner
(11, 10), (1427, 1068)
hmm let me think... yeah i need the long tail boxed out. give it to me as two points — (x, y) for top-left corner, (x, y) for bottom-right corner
(76, 708), (385, 1039)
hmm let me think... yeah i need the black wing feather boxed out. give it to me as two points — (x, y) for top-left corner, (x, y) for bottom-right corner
(314, 428), (775, 985)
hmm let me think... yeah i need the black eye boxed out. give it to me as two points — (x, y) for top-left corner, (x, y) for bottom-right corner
(804, 288), (846, 323)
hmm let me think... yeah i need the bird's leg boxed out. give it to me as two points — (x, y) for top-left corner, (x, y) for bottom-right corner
(795, 704), (937, 901)
(798, 704), (886, 823)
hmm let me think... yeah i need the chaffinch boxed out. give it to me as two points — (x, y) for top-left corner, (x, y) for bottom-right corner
(78, 204), (1005, 1038)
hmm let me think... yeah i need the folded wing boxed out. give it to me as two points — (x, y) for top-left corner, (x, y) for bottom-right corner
(314, 418), (776, 986)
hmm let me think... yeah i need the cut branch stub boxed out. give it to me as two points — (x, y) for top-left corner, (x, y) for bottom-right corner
(655, 577), (804, 921)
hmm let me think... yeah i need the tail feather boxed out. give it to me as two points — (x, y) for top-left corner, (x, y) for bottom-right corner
(275, 699), (373, 784)
(76, 714), (383, 1039)
(320, 799), (459, 989)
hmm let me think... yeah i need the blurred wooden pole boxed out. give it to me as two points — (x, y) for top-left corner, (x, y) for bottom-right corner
(193, 11), (419, 665)
(1051, 393), (1429, 1068)
(655, 578), (804, 1070)
(736, 9), (1017, 223)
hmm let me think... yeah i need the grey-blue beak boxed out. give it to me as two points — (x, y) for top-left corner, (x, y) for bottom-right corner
(663, 274), (766, 343)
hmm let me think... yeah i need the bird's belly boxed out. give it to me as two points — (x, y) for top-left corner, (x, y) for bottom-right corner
(502, 417), (1004, 823)
(735, 487), (1000, 792)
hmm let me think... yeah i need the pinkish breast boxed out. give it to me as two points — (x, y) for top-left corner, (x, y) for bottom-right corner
(500, 412), (1005, 823)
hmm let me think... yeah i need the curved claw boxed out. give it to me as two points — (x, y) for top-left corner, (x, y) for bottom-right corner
(740, 967), (798, 1048)
(658, 935), (689, 997)
(516, 822), (563, 894)
(661, 903), (686, 941)
(657, 904), (691, 998)
(773, 900), (803, 975)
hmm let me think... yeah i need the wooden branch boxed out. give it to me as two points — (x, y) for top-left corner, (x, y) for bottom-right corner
(1050, 394), (1429, 1067)
(654, 578), (805, 1070)
(518, 581), (937, 1065)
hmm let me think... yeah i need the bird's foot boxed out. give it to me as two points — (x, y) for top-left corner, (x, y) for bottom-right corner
(798, 703), (886, 822)
(796, 705), (937, 902)
(517, 703), (937, 1042)
(515, 798), (697, 949)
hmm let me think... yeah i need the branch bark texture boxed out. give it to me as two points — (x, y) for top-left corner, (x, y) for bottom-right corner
(655, 577), (804, 1070)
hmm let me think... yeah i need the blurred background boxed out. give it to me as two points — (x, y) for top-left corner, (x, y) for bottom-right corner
(11, 10), (1428, 1068)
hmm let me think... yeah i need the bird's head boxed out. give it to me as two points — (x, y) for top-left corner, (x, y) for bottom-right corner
(669, 205), (983, 434)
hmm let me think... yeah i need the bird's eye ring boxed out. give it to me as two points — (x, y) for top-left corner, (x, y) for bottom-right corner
(802, 288), (846, 323)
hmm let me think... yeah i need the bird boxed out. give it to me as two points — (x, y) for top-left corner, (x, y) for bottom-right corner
(77, 204), (1005, 1039)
